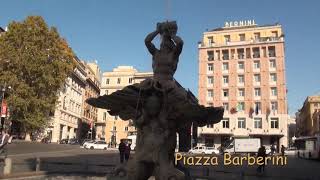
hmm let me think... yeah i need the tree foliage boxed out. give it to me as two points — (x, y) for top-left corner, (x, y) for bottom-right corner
(0, 16), (75, 132)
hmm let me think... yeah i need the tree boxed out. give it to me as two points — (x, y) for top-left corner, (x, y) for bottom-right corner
(0, 16), (75, 134)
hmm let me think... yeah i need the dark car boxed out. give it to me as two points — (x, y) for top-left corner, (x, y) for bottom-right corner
(68, 138), (80, 145)
(59, 139), (68, 144)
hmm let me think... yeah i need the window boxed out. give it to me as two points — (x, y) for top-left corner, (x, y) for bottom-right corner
(237, 48), (245, 59)
(222, 118), (229, 128)
(224, 35), (230, 43)
(223, 103), (229, 111)
(270, 118), (279, 129)
(268, 46), (276, 57)
(207, 51), (214, 61)
(105, 90), (108, 95)
(239, 34), (245, 41)
(238, 89), (245, 97)
(106, 78), (110, 85)
(271, 101), (278, 111)
(254, 88), (261, 97)
(255, 102), (261, 113)
(208, 64), (214, 71)
(271, 31), (278, 37)
(253, 47), (260, 58)
(208, 36), (214, 46)
(207, 90), (213, 98)
(125, 126), (129, 131)
(254, 74), (261, 83)
(254, 118), (262, 129)
(238, 62), (244, 70)
(117, 78), (121, 84)
(223, 89), (229, 97)
(238, 75), (244, 84)
(223, 76), (229, 84)
(238, 118), (246, 129)
(254, 32), (260, 40)
(113, 126), (117, 131)
(207, 76), (214, 85)
(270, 59), (276, 68)
(270, 73), (277, 82)
(223, 62), (229, 71)
(222, 50), (229, 60)
(207, 124), (214, 128)
(271, 87), (277, 96)
(254, 61), (260, 69)
(237, 102), (245, 111)
(129, 78), (133, 84)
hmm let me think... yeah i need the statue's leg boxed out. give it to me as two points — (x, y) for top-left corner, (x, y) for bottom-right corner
(154, 145), (185, 180)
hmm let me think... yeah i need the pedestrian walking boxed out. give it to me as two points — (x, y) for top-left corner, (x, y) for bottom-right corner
(281, 145), (285, 156)
(118, 140), (126, 163)
(257, 145), (266, 173)
(270, 144), (276, 155)
(124, 143), (131, 162)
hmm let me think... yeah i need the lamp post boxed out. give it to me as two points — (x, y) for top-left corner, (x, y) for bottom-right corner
(0, 82), (12, 132)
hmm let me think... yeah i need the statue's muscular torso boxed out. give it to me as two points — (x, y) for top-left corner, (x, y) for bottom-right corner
(152, 50), (178, 81)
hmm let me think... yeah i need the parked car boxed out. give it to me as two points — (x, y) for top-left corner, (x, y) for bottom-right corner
(82, 140), (95, 148)
(189, 146), (219, 154)
(59, 139), (68, 144)
(285, 147), (297, 156)
(68, 138), (79, 145)
(85, 141), (108, 150)
(80, 139), (92, 146)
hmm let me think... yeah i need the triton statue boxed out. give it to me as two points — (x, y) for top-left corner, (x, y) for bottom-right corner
(86, 21), (224, 180)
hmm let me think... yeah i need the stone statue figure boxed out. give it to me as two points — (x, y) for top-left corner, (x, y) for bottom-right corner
(86, 21), (224, 180)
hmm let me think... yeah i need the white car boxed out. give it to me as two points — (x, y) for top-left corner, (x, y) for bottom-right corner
(189, 146), (219, 154)
(85, 141), (108, 150)
(285, 147), (297, 156)
(82, 140), (95, 149)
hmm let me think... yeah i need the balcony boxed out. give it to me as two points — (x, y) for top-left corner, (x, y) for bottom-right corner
(198, 36), (284, 48)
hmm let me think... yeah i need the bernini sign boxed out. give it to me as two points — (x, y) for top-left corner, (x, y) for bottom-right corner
(224, 20), (256, 28)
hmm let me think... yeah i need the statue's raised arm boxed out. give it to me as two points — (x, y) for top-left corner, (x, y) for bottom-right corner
(172, 35), (183, 57)
(144, 28), (159, 55)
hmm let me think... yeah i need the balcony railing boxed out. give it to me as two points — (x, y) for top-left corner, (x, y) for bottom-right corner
(198, 36), (284, 48)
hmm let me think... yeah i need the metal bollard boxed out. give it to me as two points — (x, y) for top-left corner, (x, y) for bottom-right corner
(35, 157), (41, 171)
(3, 158), (12, 175)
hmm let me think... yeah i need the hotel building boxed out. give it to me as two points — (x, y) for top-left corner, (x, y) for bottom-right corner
(98, 66), (152, 145)
(198, 21), (289, 149)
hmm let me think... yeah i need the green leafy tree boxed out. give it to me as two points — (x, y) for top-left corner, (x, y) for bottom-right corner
(0, 16), (75, 134)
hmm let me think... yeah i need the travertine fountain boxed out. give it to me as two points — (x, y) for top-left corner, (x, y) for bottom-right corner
(87, 21), (224, 180)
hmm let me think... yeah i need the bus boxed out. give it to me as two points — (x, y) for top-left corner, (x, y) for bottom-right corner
(295, 135), (320, 159)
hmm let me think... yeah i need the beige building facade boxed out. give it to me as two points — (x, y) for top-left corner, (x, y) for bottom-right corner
(198, 21), (289, 149)
(82, 61), (101, 140)
(49, 58), (87, 142)
(97, 66), (152, 145)
(296, 96), (320, 136)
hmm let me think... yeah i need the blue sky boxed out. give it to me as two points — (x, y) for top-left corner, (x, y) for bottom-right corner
(1, 0), (320, 116)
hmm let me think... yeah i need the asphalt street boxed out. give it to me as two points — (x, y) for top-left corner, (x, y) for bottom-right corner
(1, 142), (320, 180)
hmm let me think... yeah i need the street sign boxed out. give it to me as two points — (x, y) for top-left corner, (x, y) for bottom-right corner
(1, 100), (7, 117)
